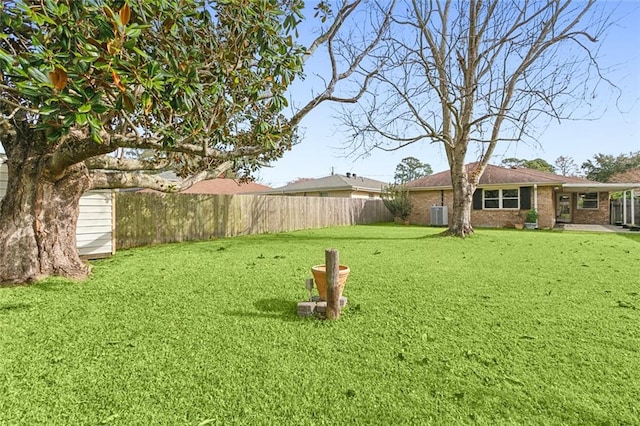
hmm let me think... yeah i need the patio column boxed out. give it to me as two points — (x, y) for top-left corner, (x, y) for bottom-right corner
(632, 189), (636, 226)
(623, 191), (628, 225)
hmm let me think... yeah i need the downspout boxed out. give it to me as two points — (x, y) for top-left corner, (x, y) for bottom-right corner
(534, 184), (538, 225)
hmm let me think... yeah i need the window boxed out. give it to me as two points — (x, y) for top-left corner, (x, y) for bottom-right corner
(319, 192), (329, 197)
(502, 189), (519, 208)
(577, 192), (598, 209)
(484, 190), (500, 209)
(483, 188), (519, 209)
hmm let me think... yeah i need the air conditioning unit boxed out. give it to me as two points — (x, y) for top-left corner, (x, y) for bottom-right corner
(430, 205), (448, 226)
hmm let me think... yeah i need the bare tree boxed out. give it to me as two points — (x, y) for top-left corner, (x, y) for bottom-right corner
(555, 155), (579, 176)
(342, 0), (611, 236)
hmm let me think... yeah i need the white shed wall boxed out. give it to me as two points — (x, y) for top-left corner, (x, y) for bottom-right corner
(0, 157), (114, 258)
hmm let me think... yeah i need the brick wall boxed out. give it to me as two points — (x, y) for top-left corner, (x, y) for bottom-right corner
(535, 186), (555, 229)
(409, 185), (612, 228)
(407, 190), (453, 225)
(472, 186), (557, 228)
(472, 207), (525, 228)
(572, 192), (609, 224)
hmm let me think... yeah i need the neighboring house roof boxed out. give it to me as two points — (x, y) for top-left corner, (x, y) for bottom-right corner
(406, 163), (640, 192)
(264, 173), (387, 194)
(608, 168), (640, 184)
(141, 178), (271, 195)
(180, 179), (271, 194)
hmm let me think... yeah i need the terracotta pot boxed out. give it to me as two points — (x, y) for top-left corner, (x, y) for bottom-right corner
(311, 264), (350, 301)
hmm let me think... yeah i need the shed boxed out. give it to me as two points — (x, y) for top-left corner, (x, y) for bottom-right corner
(0, 155), (115, 258)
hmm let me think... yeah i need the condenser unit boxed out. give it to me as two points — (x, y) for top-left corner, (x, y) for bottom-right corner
(430, 206), (448, 226)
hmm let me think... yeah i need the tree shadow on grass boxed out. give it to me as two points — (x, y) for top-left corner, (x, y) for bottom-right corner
(0, 302), (32, 313)
(225, 298), (300, 322)
(270, 232), (446, 242)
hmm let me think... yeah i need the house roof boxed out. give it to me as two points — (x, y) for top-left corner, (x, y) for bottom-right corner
(265, 174), (388, 194)
(406, 163), (640, 192)
(179, 179), (271, 194)
(608, 168), (640, 184)
(141, 178), (271, 195)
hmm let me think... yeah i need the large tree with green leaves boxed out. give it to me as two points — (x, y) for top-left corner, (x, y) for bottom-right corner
(0, 0), (393, 284)
(501, 157), (555, 173)
(342, 0), (612, 237)
(393, 156), (432, 183)
(581, 152), (640, 182)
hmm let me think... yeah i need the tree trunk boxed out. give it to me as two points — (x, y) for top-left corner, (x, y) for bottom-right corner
(445, 161), (475, 237)
(0, 154), (91, 285)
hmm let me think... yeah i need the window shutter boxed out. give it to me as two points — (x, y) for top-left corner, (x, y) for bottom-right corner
(520, 186), (531, 210)
(473, 189), (483, 210)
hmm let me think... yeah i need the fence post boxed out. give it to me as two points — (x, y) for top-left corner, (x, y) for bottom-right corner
(325, 248), (340, 320)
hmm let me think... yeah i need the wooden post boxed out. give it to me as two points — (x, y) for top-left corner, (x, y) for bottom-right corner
(325, 248), (340, 320)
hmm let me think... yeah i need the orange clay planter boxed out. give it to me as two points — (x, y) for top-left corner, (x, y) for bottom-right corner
(311, 264), (350, 301)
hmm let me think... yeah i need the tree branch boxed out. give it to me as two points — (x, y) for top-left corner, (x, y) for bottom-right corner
(85, 155), (170, 171)
(290, 0), (395, 127)
(89, 161), (233, 192)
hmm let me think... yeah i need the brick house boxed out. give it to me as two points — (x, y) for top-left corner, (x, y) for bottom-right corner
(405, 163), (640, 229)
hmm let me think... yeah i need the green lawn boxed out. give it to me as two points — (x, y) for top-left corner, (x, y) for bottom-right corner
(1, 225), (639, 425)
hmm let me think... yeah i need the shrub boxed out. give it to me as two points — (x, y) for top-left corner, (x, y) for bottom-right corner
(525, 209), (539, 223)
(381, 185), (413, 220)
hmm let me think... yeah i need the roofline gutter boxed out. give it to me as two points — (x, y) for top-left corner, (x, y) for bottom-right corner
(561, 183), (640, 191)
(263, 186), (384, 195)
(407, 182), (567, 191)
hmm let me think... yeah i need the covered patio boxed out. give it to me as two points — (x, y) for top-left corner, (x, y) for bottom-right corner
(554, 223), (640, 233)
(554, 183), (640, 227)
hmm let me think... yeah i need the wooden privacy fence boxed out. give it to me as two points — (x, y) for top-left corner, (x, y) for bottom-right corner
(116, 193), (393, 249)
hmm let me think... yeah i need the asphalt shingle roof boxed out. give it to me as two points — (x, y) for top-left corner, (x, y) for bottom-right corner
(140, 178), (270, 195)
(608, 169), (640, 183)
(267, 174), (388, 193)
(405, 163), (596, 189)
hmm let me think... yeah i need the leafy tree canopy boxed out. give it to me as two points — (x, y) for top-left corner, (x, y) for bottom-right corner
(0, 0), (394, 285)
(581, 152), (640, 182)
(393, 156), (432, 184)
(0, 0), (305, 181)
(501, 158), (555, 173)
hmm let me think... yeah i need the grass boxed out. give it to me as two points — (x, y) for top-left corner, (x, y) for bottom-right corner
(1, 224), (639, 425)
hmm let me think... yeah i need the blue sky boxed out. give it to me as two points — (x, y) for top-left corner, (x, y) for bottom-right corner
(259, 1), (640, 187)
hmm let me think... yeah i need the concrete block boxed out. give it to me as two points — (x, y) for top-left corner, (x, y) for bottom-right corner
(316, 298), (348, 313)
(297, 301), (315, 317)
